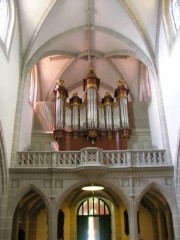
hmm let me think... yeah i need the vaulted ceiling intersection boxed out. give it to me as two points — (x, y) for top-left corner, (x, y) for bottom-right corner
(17, 0), (160, 101)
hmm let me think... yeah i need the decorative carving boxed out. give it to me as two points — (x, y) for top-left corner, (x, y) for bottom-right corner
(44, 180), (51, 188)
(12, 180), (19, 188)
(165, 177), (173, 185)
(122, 179), (129, 187)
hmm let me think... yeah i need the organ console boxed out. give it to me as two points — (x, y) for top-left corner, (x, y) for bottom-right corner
(53, 64), (131, 150)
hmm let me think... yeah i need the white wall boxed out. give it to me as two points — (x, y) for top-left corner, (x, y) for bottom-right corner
(0, 20), (20, 165)
(158, 22), (180, 164)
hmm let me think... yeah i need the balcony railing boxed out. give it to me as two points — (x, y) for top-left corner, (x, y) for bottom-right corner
(14, 148), (170, 169)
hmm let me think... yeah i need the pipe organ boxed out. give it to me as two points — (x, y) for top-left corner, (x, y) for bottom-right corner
(53, 64), (131, 150)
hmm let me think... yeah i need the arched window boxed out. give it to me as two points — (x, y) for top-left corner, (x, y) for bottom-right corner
(169, 0), (180, 33)
(139, 63), (151, 102)
(0, 0), (9, 40)
(0, 0), (14, 55)
(77, 197), (111, 240)
(162, 0), (180, 48)
(78, 197), (110, 216)
(29, 66), (38, 109)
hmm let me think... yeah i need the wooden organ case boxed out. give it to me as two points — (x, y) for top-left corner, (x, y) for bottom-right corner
(53, 64), (131, 150)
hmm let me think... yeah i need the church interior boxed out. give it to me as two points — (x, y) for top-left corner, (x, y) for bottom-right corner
(0, 0), (180, 239)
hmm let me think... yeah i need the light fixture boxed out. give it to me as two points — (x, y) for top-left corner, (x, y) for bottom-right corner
(82, 186), (104, 191)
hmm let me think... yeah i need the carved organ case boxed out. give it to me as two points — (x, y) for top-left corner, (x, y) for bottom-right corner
(53, 65), (131, 150)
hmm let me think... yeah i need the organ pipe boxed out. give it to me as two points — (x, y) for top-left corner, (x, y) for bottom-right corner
(83, 64), (99, 130)
(53, 64), (131, 148)
(69, 92), (82, 131)
(53, 80), (68, 129)
(102, 92), (114, 131)
(114, 80), (131, 138)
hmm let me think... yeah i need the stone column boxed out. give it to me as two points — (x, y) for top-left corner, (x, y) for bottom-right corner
(0, 195), (13, 240)
(128, 196), (139, 240)
(48, 198), (58, 240)
(172, 213), (180, 240)
(128, 175), (138, 240)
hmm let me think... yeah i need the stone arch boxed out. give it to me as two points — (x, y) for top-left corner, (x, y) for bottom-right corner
(56, 178), (129, 212)
(8, 184), (50, 216)
(55, 178), (131, 240)
(9, 184), (50, 240)
(23, 25), (156, 79)
(135, 181), (178, 240)
(135, 181), (177, 213)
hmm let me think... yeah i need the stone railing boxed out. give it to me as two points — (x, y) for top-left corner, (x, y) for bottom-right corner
(14, 148), (170, 169)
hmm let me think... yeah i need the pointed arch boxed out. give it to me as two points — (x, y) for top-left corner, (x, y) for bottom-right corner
(135, 182), (177, 213)
(10, 184), (50, 240)
(56, 179), (129, 211)
(135, 181), (177, 240)
(8, 184), (50, 216)
(23, 25), (156, 79)
(162, 0), (180, 49)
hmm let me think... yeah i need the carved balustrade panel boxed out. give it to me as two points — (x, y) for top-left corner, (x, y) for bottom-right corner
(15, 149), (168, 169)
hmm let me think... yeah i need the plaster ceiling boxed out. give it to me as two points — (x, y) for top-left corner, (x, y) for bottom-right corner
(17, 0), (160, 101)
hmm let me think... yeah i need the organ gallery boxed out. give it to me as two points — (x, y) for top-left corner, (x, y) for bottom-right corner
(53, 64), (131, 150)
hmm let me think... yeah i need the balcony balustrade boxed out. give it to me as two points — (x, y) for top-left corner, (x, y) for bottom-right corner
(13, 148), (170, 170)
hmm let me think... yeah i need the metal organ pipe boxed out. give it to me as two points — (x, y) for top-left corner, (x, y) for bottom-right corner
(56, 97), (64, 129)
(120, 98), (129, 128)
(53, 65), (131, 150)
(69, 92), (82, 131)
(114, 80), (131, 138)
(83, 64), (99, 130)
(72, 105), (79, 130)
(102, 92), (114, 131)
(87, 88), (97, 128)
(53, 80), (68, 130)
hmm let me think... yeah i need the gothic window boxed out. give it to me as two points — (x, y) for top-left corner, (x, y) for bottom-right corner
(169, 0), (180, 33)
(0, 0), (9, 40)
(139, 63), (151, 102)
(162, 0), (180, 48)
(29, 66), (38, 108)
(0, 0), (14, 55)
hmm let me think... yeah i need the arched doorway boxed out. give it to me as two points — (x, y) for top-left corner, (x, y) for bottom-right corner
(138, 189), (174, 240)
(77, 197), (111, 240)
(58, 183), (129, 239)
(11, 189), (48, 240)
